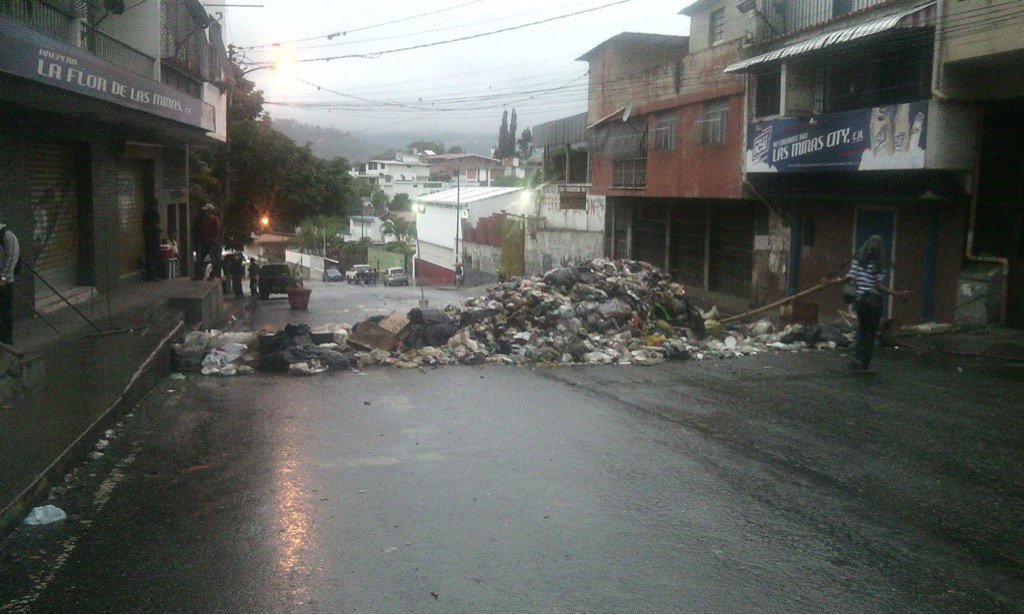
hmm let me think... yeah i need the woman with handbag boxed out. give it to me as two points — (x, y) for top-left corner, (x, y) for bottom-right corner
(840, 235), (909, 373)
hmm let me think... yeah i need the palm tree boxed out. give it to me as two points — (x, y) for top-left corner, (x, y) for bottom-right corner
(381, 216), (415, 245)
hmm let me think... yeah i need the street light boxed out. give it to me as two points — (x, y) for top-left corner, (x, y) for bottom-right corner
(260, 214), (270, 230)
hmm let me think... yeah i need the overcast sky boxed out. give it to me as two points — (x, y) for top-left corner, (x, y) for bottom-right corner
(220, 0), (693, 136)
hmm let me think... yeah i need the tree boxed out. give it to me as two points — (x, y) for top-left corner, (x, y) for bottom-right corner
(381, 216), (415, 245)
(370, 188), (389, 212)
(497, 110), (509, 160)
(190, 61), (360, 249)
(447, 146), (464, 154)
(298, 214), (348, 255)
(508, 109), (518, 159)
(517, 127), (534, 161)
(408, 140), (445, 154)
(390, 193), (411, 211)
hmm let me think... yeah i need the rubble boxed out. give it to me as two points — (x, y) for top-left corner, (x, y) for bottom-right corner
(176, 259), (857, 375)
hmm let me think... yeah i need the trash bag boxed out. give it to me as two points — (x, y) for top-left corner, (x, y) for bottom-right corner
(24, 504), (67, 525)
(543, 267), (581, 290)
(201, 342), (248, 369)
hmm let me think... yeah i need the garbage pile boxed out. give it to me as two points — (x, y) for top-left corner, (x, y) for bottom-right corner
(173, 259), (855, 376)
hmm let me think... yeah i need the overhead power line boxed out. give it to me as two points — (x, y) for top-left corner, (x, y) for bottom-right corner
(236, 0), (486, 50)
(239, 0), (633, 71)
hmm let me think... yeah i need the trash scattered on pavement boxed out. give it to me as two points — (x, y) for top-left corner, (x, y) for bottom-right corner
(178, 259), (858, 375)
(23, 504), (67, 525)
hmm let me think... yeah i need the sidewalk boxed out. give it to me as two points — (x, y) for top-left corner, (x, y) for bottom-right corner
(0, 277), (235, 531)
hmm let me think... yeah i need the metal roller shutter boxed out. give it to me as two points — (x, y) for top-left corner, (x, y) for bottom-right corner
(26, 142), (79, 276)
(117, 164), (146, 276)
(670, 209), (705, 288)
(633, 203), (667, 268)
(709, 211), (754, 299)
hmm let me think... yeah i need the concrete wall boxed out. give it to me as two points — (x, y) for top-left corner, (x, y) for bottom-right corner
(524, 229), (604, 277)
(462, 241), (501, 282)
(95, 0), (162, 70)
(688, 0), (747, 53)
(590, 91), (746, 199)
(943, 0), (1024, 65)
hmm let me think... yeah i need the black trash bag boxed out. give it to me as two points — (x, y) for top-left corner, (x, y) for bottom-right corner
(818, 323), (851, 347)
(459, 308), (497, 327)
(543, 267), (581, 290)
(779, 325), (806, 344)
(260, 323), (313, 354)
(260, 344), (351, 373)
(407, 307), (454, 327)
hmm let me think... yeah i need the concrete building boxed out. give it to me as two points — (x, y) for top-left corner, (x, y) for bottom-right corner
(723, 0), (996, 326)
(422, 153), (505, 187)
(580, 24), (763, 307)
(529, 112), (606, 276)
(350, 153), (445, 201)
(0, 0), (228, 317)
(414, 187), (525, 285)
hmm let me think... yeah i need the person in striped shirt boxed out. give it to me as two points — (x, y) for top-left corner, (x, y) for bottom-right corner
(843, 235), (908, 373)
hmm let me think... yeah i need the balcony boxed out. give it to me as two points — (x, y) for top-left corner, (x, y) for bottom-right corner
(1, 0), (156, 79)
(761, 0), (895, 39)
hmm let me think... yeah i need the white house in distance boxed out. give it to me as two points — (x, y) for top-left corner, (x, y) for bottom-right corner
(423, 153), (505, 187)
(343, 216), (389, 243)
(350, 153), (445, 200)
(415, 187), (526, 284)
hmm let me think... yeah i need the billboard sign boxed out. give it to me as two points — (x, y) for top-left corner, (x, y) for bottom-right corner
(746, 102), (928, 173)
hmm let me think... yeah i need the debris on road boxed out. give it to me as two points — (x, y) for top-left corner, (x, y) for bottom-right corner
(182, 259), (856, 375)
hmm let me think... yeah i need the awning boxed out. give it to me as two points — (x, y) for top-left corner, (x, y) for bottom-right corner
(724, 2), (936, 73)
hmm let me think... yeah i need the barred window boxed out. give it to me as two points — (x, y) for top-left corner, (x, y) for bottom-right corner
(654, 112), (676, 151)
(694, 98), (729, 146)
(709, 8), (725, 45)
(612, 159), (646, 189)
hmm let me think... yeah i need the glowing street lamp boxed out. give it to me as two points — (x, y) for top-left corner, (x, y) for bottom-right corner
(260, 214), (270, 230)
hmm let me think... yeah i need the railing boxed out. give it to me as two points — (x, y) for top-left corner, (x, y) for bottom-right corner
(83, 24), (157, 78)
(0, 0), (75, 41)
(765, 0), (892, 37)
(2, 1), (157, 79)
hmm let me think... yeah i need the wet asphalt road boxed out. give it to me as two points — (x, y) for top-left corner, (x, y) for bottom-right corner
(0, 282), (1022, 612)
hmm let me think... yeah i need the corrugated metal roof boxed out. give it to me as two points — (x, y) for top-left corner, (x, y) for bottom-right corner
(724, 2), (936, 73)
(532, 112), (589, 147)
(416, 187), (523, 206)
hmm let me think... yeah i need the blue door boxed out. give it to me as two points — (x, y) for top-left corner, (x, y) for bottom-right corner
(854, 210), (895, 314)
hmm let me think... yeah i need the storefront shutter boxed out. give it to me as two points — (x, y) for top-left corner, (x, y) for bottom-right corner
(26, 141), (79, 283)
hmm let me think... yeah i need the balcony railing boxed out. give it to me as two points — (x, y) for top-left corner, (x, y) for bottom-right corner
(764, 0), (892, 37)
(84, 24), (156, 78)
(2, 1), (156, 79)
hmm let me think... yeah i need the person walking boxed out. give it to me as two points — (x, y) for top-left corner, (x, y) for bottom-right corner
(841, 235), (908, 373)
(0, 224), (20, 346)
(194, 203), (222, 280)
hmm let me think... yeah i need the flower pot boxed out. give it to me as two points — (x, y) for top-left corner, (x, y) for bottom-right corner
(287, 287), (312, 310)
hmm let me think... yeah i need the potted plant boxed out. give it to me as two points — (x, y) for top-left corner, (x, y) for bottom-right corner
(286, 265), (312, 310)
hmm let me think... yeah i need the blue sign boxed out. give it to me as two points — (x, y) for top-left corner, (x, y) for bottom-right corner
(746, 101), (929, 173)
(0, 15), (212, 131)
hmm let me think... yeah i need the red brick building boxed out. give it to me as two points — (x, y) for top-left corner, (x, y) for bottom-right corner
(581, 10), (769, 305)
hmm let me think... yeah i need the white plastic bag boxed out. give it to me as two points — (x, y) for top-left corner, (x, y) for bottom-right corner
(24, 504), (67, 525)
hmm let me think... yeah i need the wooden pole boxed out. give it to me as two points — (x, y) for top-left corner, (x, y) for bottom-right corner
(720, 278), (843, 324)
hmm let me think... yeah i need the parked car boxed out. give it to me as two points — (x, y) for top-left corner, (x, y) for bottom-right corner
(382, 267), (409, 286)
(322, 267), (344, 282)
(346, 264), (372, 284)
(258, 263), (296, 299)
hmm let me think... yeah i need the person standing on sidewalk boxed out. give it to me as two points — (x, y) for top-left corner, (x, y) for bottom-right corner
(194, 203), (222, 280)
(248, 257), (259, 297)
(0, 224), (21, 345)
(842, 235), (908, 373)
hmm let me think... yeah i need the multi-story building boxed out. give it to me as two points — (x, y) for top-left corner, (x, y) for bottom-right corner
(0, 0), (229, 317)
(350, 153), (444, 201)
(422, 153), (505, 188)
(528, 112), (606, 275)
(581, 20), (767, 306)
(724, 0), (1005, 326)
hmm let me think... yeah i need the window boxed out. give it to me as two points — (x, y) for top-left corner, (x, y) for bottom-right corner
(613, 160), (646, 189)
(694, 98), (729, 146)
(654, 112), (676, 150)
(755, 71), (781, 118)
(709, 8), (725, 45)
(822, 34), (933, 112)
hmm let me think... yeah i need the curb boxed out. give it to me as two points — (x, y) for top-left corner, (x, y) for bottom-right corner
(0, 319), (185, 534)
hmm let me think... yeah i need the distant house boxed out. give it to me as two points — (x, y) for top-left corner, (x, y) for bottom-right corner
(350, 153), (446, 200)
(422, 153), (505, 187)
(414, 187), (525, 284)
(344, 216), (388, 243)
